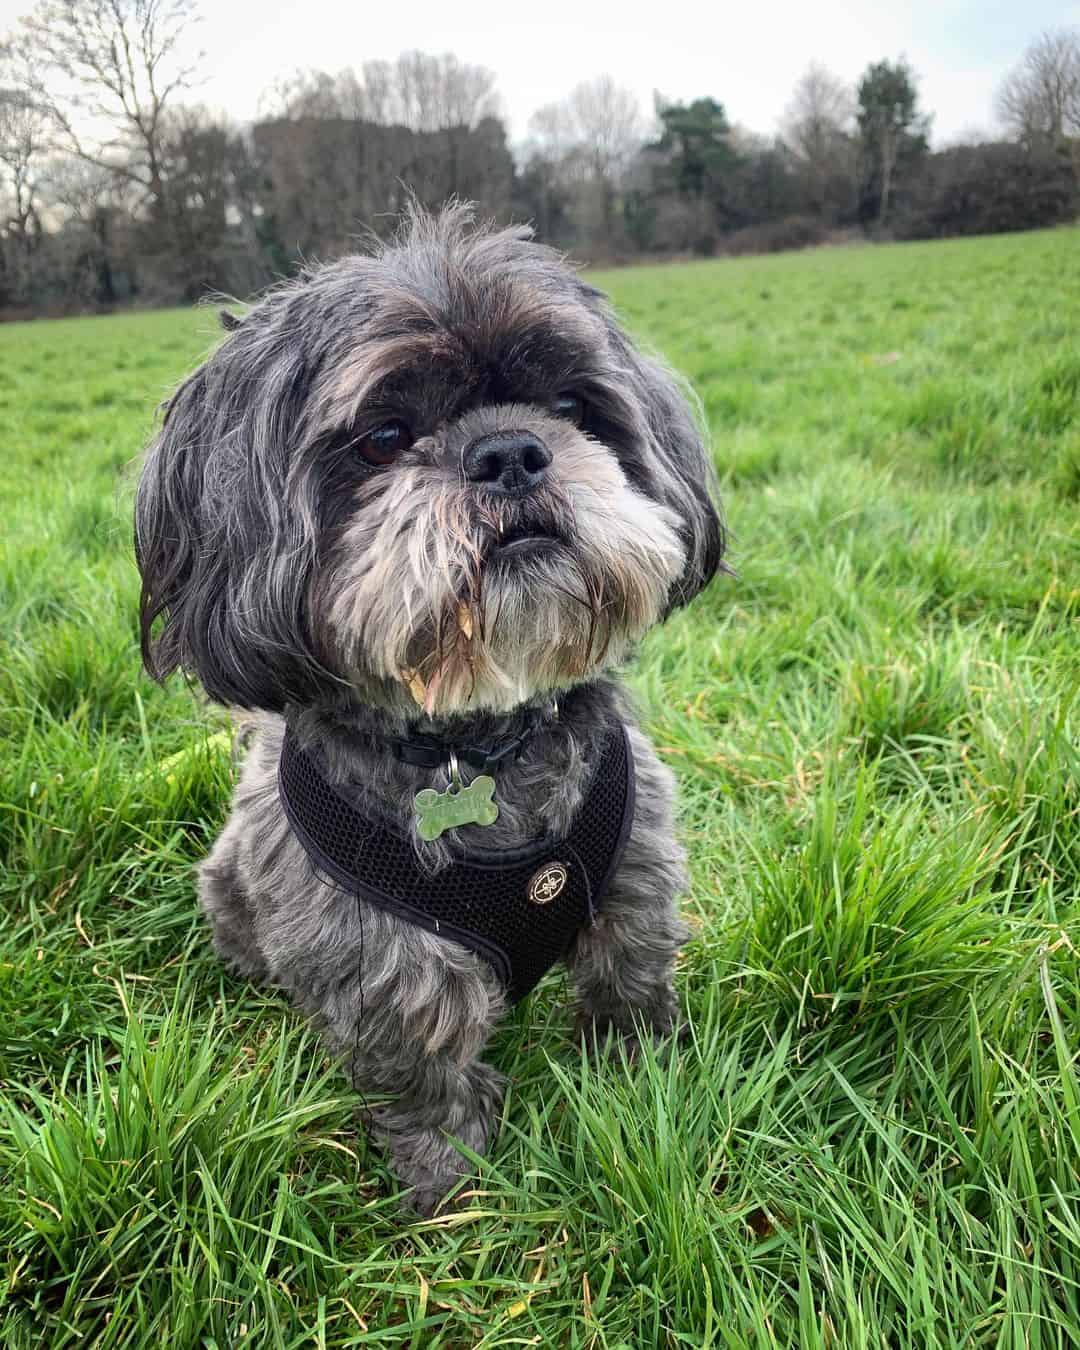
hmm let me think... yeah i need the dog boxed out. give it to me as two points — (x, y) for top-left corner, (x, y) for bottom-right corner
(135, 205), (724, 1215)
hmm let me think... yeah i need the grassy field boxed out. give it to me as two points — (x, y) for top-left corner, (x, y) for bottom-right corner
(1, 226), (1079, 1347)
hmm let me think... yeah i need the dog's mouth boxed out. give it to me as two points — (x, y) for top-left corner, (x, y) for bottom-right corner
(492, 519), (564, 559)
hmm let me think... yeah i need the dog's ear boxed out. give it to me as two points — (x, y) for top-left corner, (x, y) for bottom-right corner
(610, 328), (727, 610)
(134, 332), (327, 711)
(135, 367), (210, 688)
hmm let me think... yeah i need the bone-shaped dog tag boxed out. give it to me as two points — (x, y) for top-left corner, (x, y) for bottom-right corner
(414, 775), (499, 841)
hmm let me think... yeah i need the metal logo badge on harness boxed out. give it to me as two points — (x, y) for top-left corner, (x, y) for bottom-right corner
(529, 863), (568, 905)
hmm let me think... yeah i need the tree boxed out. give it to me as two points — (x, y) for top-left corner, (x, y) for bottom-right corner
(529, 77), (643, 250)
(898, 139), (1077, 240)
(0, 82), (46, 268)
(563, 76), (643, 185)
(651, 97), (735, 197)
(156, 104), (233, 298)
(0, 43), (46, 305)
(645, 97), (741, 251)
(996, 29), (1080, 148)
(369, 50), (501, 132)
(781, 62), (855, 216)
(725, 127), (800, 228)
(856, 58), (930, 225)
(512, 147), (574, 246)
(15, 0), (203, 224)
(274, 53), (502, 133)
(257, 52), (511, 257)
(42, 154), (126, 304)
(254, 55), (514, 263)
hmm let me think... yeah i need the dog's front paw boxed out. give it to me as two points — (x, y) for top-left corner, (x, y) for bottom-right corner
(404, 1170), (466, 1219)
(578, 994), (685, 1060)
(372, 1088), (498, 1218)
(391, 1139), (478, 1218)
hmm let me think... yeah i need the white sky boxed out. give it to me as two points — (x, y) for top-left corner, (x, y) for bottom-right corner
(6, 0), (1080, 146)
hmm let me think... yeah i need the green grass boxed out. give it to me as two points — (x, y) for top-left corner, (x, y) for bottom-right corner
(2, 228), (1079, 1347)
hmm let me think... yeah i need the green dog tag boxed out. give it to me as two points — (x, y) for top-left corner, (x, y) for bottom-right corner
(414, 775), (499, 841)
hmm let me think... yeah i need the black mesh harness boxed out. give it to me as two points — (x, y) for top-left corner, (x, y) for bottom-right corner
(278, 723), (636, 1003)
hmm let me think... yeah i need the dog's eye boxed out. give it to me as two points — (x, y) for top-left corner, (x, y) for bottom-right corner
(356, 420), (413, 466)
(550, 393), (585, 427)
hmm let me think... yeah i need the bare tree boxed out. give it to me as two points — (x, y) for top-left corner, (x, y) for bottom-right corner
(254, 52), (512, 259)
(15, 0), (203, 221)
(40, 152), (124, 302)
(262, 68), (346, 121)
(274, 53), (501, 133)
(381, 50), (501, 131)
(0, 43), (49, 302)
(781, 62), (854, 214)
(996, 29), (1080, 147)
(45, 151), (117, 225)
(529, 76), (644, 248)
(0, 82), (46, 249)
(548, 76), (643, 184)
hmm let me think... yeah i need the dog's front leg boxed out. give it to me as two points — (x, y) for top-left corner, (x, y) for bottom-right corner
(199, 819), (269, 982)
(303, 926), (506, 1217)
(566, 728), (691, 1051)
(363, 1047), (504, 1218)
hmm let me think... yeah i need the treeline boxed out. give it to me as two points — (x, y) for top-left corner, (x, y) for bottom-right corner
(1, 2), (1078, 317)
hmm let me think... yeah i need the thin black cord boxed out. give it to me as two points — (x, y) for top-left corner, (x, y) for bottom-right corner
(355, 896), (365, 1024)
(564, 842), (595, 924)
(352, 894), (372, 1124)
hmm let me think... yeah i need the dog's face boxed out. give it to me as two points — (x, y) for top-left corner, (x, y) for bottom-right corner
(136, 208), (724, 717)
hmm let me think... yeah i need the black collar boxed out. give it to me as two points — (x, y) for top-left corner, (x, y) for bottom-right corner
(386, 702), (555, 774)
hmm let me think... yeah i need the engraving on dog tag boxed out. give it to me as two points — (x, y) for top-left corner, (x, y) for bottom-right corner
(414, 775), (499, 841)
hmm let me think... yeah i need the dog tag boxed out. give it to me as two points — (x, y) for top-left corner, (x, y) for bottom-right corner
(414, 775), (499, 841)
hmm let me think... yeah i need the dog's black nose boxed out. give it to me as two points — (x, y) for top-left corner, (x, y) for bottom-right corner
(463, 430), (551, 495)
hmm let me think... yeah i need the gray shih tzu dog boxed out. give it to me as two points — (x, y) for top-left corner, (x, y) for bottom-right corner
(135, 205), (724, 1215)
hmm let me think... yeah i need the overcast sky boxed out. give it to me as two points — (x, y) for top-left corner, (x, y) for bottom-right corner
(6, 0), (1080, 145)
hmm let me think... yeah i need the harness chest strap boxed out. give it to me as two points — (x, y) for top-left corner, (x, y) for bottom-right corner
(277, 722), (636, 1003)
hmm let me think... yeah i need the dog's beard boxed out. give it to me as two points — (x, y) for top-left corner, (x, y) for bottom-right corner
(323, 437), (686, 715)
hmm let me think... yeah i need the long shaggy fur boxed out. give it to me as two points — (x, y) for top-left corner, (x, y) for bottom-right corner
(135, 205), (725, 1214)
